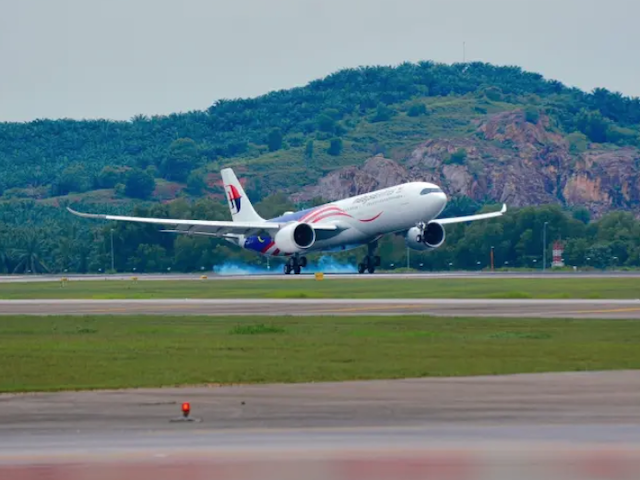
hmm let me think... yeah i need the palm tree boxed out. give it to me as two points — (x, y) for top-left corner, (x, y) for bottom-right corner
(0, 241), (10, 273)
(11, 230), (49, 274)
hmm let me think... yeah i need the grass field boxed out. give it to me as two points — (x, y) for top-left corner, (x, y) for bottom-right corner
(1, 277), (640, 299)
(2, 315), (640, 392)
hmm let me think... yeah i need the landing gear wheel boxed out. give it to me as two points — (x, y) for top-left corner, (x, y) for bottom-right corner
(366, 256), (376, 274)
(284, 264), (291, 275)
(358, 263), (366, 274)
(293, 265), (301, 275)
(299, 257), (308, 268)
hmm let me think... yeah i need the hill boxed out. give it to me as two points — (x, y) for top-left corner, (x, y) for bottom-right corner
(0, 61), (640, 273)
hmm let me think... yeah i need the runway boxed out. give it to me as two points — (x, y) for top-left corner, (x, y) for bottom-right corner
(1, 271), (640, 282)
(1, 371), (640, 478)
(3, 298), (640, 318)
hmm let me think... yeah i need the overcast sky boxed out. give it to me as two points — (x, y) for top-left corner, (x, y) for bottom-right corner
(1, 0), (638, 122)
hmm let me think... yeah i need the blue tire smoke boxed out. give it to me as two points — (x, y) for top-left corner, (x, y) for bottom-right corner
(215, 256), (357, 275)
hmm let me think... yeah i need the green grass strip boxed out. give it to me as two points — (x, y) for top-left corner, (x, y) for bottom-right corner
(1, 278), (639, 299)
(1, 315), (639, 392)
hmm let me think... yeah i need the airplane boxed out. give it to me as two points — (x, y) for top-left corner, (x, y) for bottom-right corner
(68, 168), (507, 275)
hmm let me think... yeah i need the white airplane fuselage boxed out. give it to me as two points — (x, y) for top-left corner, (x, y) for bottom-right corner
(238, 182), (447, 257)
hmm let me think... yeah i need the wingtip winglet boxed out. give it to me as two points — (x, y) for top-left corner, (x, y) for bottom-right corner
(66, 206), (106, 220)
(501, 203), (507, 214)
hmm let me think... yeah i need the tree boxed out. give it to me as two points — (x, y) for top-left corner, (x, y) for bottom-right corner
(316, 114), (335, 133)
(50, 163), (91, 196)
(0, 232), (11, 273)
(162, 138), (201, 181)
(572, 207), (591, 224)
(371, 103), (394, 123)
(267, 128), (283, 152)
(97, 166), (126, 189)
(304, 140), (314, 159)
(576, 109), (610, 143)
(186, 172), (206, 195)
(484, 86), (503, 101)
(11, 229), (49, 274)
(125, 168), (156, 199)
(327, 138), (343, 156)
(407, 103), (427, 117)
(255, 193), (296, 218)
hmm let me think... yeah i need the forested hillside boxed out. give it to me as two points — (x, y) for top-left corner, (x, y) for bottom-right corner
(1, 61), (640, 273)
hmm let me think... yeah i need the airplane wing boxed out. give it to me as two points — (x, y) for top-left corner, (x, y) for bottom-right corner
(434, 204), (507, 225)
(67, 207), (338, 237)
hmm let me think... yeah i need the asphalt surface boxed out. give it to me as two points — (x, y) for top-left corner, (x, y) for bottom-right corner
(1, 271), (640, 282)
(3, 370), (640, 478)
(2, 298), (640, 318)
(1, 371), (639, 458)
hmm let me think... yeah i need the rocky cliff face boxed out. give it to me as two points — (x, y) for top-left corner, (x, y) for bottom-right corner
(292, 110), (640, 217)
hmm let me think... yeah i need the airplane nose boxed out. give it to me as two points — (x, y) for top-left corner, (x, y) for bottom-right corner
(437, 191), (447, 210)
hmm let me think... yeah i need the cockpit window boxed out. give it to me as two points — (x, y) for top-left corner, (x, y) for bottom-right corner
(420, 187), (442, 195)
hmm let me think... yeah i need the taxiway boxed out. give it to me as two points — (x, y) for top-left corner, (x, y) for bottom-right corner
(1, 371), (639, 456)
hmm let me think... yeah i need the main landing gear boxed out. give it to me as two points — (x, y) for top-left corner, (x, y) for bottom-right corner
(283, 255), (307, 275)
(358, 241), (381, 274)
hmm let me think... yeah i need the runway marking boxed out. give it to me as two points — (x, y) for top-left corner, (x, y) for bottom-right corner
(562, 307), (640, 315)
(309, 304), (430, 314)
(38, 303), (432, 315)
(69, 304), (217, 314)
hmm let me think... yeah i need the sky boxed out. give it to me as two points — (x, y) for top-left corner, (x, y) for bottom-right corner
(1, 0), (639, 122)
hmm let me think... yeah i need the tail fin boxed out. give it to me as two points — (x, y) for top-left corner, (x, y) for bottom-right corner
(220, 168), (265, 222)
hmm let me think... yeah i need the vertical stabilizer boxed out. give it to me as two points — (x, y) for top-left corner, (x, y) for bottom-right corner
(220, 168), (264, 222)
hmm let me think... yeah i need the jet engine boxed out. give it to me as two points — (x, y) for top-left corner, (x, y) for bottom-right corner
(405, 222), (446, 251)
(274, 222), (316, 253)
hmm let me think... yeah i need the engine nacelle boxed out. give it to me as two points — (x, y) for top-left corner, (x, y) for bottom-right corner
(274, 222), (316, 253)
(405, 222), (446, 251)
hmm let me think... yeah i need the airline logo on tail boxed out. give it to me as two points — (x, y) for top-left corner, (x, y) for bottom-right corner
(225, 184), (242, 214)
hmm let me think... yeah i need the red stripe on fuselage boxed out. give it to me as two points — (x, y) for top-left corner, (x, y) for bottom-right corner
(302, 205), (342, 223)
(261, 241), (275, 253)
(312, 211), (352, 223)
(359, 212), (383, 222)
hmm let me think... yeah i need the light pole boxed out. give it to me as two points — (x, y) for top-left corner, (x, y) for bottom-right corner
(542, 222), (548, 272)
(110, 229), (115, 273)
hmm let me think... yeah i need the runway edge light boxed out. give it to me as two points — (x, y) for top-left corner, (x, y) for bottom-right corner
(170, 401), (200, 423)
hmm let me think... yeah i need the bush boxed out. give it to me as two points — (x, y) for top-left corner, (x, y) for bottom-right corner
(444, 148), (467, 165)
(566, 132), (589, 153)
(407, 103), (428, 117)
(484, 86), (503, 102)
(524, 107), (539, 124)
(607, 125), (638, 146)
(371, 104), (394, 123)
(327, 138), (343, 156)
